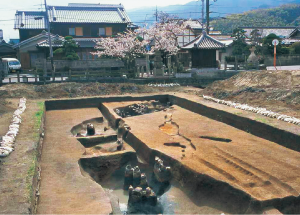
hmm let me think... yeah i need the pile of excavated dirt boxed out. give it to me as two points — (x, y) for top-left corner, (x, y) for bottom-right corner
(0, 99), (14, 116)
(0, 83), (183, 99)
(202, 70), (300, 118)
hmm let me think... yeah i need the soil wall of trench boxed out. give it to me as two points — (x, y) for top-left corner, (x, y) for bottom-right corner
(44, 95), (300, 214)
(30, 104), (45, 214)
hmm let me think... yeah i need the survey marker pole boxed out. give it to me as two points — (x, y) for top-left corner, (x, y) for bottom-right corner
(272, 39), (279, 70)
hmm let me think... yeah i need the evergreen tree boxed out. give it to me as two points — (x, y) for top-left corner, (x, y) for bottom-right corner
(54, 36), (79, 60)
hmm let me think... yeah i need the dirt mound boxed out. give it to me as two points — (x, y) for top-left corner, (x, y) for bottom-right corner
(0, 83), (182, 99)
(202, 71), (300, 117)
(0, 99), (14, 116)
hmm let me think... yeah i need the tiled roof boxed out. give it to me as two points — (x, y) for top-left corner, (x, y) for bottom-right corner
(48, 4), (131, 23)
(37, 35), (65, 48)
(184, 19), (203, 30)
(15, 4), (131, 29)
(74, 38), (101, 48)
(241, 27), (297, 38)
(288, 28), (300, 39)
(67, 3), (125, 8)
(182, 31), (225, 49)
(37, 37), (100, 48)
(14, 11), (47, 29)
(0, 41), (14, 51)
(282, 38), (300, 45)
(13, 30), (53, 48)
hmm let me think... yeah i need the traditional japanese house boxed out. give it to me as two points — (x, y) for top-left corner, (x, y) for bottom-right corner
(14, 3), (133, 42)
(13, 3), (133, 69)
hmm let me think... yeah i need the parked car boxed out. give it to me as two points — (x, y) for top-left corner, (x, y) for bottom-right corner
(1, 58), (22, 74)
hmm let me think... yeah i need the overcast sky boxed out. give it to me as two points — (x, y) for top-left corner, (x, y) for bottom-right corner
(0, 0), (197, 41)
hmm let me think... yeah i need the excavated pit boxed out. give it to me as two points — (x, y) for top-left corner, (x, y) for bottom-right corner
(38, 95), (300, 214)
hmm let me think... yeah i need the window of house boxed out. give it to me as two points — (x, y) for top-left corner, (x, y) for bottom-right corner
(69, 28), (75, 36)
(99, 28), (105, 36)
(75, 27), (83, 36)
(112, 27), (120, 36)
(106, 27), (112, 36)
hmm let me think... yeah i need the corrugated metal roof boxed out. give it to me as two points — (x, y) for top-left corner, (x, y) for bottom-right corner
(182, 31), (225, 49)
(14, 11), (47, 29)
(48, 5), (131, 23)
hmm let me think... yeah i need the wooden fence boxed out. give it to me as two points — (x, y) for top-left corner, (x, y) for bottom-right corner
(0, 64), (181, 84)
(0, 67), (134, 84)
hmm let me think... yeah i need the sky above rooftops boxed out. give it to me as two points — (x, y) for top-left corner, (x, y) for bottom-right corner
(0, 0), (196, 41)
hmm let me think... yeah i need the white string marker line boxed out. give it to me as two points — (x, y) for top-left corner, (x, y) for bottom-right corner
(148, 83), (181, 87)
(203, 95), (300, 126)
(0, 98), (27, 157)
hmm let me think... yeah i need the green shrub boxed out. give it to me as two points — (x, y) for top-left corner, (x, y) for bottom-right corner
(290, 42), (300, 54)
(225, 56), (245, 63)
(54, 36), (79, 60)
(63, 66), (70, 71)
(37, 69), (43, 74)
(177, 63), (184, 72)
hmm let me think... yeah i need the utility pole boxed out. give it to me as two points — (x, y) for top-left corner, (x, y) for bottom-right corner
(201, 0), (205, 29)
(206, 0), (209, 34)
(155, 6), (158, 22)
(44, 0), (54, 71)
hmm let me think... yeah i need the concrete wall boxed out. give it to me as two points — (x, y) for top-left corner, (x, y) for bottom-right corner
(264, 55), (300, 66)
(220, 46), (233, 63)
(36, 59), (124, 70)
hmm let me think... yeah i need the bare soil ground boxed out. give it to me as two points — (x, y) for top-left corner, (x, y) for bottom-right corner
(105, 102), (300, 199)
(104, 101), (300, 213)
(38, 108), (112, 214)
(202, 70), (300, 118)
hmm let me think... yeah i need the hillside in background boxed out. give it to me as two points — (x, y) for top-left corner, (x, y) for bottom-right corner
(127, 0), (300, 26)
(210, 4), (300, 34)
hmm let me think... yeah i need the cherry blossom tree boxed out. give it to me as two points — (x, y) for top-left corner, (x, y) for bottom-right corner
(93, 30), (148, 60)
(93, 20), (187, 59)
(92, 19), (187, 77)
(138, 20), (187, 55)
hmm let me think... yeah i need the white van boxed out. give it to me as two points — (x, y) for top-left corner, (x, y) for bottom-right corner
(1, 58), (22, 74)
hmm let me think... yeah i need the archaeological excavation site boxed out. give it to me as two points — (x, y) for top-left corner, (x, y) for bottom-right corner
(28, 92), (300, 215)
